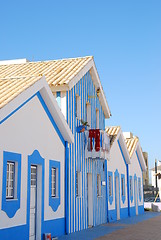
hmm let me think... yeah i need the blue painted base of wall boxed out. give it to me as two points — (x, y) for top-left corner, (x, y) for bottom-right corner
(138, 205), (144, 215)
(108, 207), (128, 222)
(0, 218), (65, 240)
(42, 218), (65, 238)
(129, 205), (144, 217)
(0, 224), (28, 240)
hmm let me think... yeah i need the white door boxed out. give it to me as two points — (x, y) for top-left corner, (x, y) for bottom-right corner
(29, 166), (37, 240)
(87, 173), (93, 227)
(135, 180), (138, 215)
(116, 176), (120, 220)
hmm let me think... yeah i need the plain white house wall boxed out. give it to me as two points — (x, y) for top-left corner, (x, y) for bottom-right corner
(107, 138), (128, 222)
(0, 95), (65, 229)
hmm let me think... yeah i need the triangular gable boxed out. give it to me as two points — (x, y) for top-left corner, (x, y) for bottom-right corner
(123, 133), (146, 172)
(0, 76), (74, 144)
(106, 126), (131, 164)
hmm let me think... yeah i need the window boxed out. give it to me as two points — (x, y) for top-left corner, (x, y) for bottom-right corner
(86, 103), (91, 128)
(121, 174), (126, 203)
(108, 171), (113, 204)
(2, 151), (21, 218)
(51, 167), (57, 197)
(76, 95), (81, 120)
(49, 160), (60, 211)
(76, 171), (82, 197)
(109, 175), (112, 196)
(6, 162), (15, 199)
(96, 109), (99, 129)
(56, 91), (61, 108)
(121, 176), (125, 197)
(97, 174), (101, 196)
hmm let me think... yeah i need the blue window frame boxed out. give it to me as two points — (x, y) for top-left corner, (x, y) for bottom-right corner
(130, 176), (133, 202)
(121, 174), (126, 203)
(108, 171), (113, 204)
(2, 151), (21, 218)
(49, 160), (60, 211)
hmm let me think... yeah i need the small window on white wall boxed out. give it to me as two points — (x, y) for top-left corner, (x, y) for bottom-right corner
(76, 171), (82, 197)
(6, 162), (15, 199)
(76, 95), (81, 120)
(51, 167), (57, 197)
(97, 174), (101, 196)
(109, 175), (112, 196)
(86, 103), (91, 128)
(96, 109), (99, 129)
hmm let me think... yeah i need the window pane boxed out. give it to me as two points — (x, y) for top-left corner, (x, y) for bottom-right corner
(51, 167), (56, 197)
(6, 162), (15, 198)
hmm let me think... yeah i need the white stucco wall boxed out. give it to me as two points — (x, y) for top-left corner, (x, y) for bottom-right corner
(108, 139), (128, 210)
(129, 151), (144, 207)
(0, 95), (65, 229)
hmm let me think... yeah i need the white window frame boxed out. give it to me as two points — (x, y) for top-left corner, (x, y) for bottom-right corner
(6, 162), (15, 199)
(86, 102), (91, 128)
(97, 174), (101, 197)
(109, 175), (112, 197)
(76, 95), (81, 120)
(96, 109), (99, 129)
(76, 171), (82, 197)
(51, 167), (57, 197)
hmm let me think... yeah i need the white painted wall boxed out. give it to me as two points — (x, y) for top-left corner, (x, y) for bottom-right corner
(108, 139), (128, 210)
(129, 151), (144, 207)
(0, 95), (65, 229)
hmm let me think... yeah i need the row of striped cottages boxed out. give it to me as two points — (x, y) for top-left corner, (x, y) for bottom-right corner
(0, 56), (146, 239)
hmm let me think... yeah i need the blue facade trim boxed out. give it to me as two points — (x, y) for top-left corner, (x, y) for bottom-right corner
(56, 91), (61, 108)
(108, 171), (113, 205)
(2, 151), (21, 218)
(135, 151), (143, 171)
(65, 141), (69, 234)
(130, 176), (133, 202)
(49, 160), (61, 212)
(27, 150), (45, 239)
(121, 174), (126, 204)
(37, 92), (65, 146)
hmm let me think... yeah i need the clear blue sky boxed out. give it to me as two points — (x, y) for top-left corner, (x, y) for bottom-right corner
(0, 0), (161, 170)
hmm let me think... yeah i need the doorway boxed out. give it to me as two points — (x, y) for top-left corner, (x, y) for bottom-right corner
(115, 176), (120, 220)
(87, 173), (93, 227)
(29, 165), (37, 240)
(135, 179), (138, 215)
